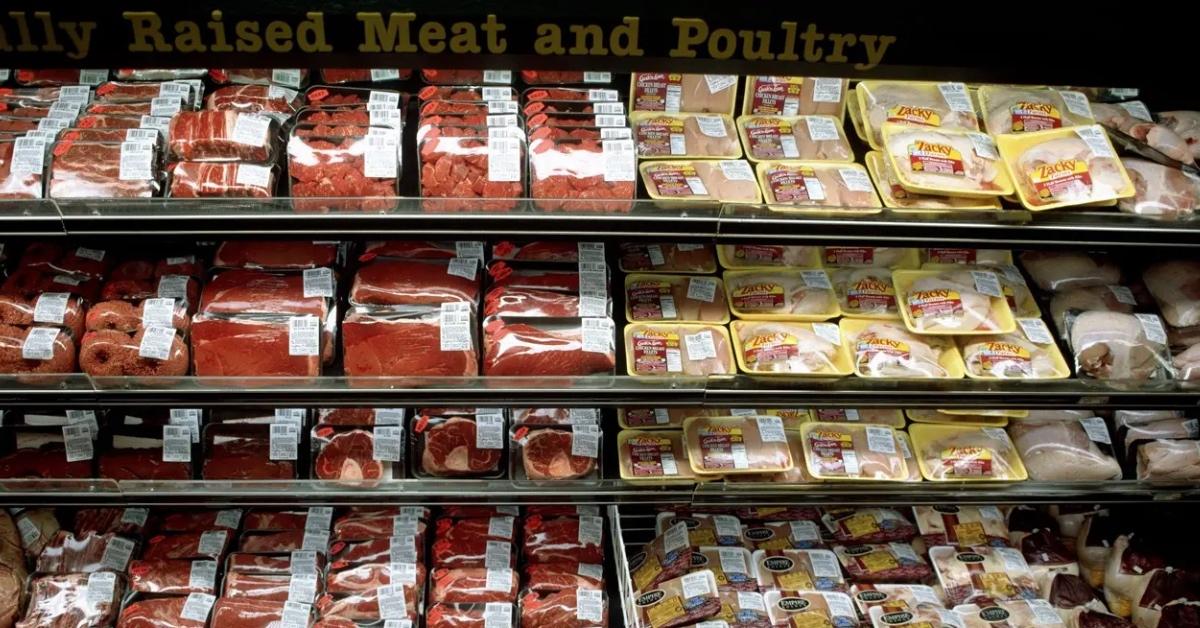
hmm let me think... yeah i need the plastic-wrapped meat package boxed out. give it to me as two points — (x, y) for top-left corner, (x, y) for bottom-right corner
(913, 505), (1009, 548)
(166, 111), (276, 161)
(1117, 157), (1200, 220)
(72, 114), (141, 129)
(856, 81), (981, 150)
(739, 115), (853, 162)
(528, 137), (635, 211)
(514, 425), (601, 480)
(483, 318), (615, 376)
(732, 320), (846, 374)
(343, 308), (479, 378)
(632, 73), (738, 114)
(318, 68), (412, 84)
(1113, 411), (1194, 457)
(1136, 439), (1200, 480)
(525, 563), (604, 593)
(431, 516), (511, 566)
(129, 558), (218, 595)
(739, 519), (824, 552)
(350, 258), (479, 307)
(429, 567), (518, 604)
(654, 511), (745, 547)
(223, 572), (321, 603)
(758, 161), (883, 211)
(867, 150), (1003, 210)
(202, 427), (296, 480)
(488, 241), (574, 263)
(1018, 527), (1080, 592)
(287, 126), (400, 212)
(0, 138), (45, 199)
(211, 598), (299, 627)
(48, 141), (163, 198)
(213, 241), (337, 271)
(485, 285), (584, 318)
(418, 130), (525, 211)
(1067, 311), (1170, 380)
(206, 84), (302, 115)
(882, 126), (1012, 196)
(979, 86), (1094, 134)
(824, 247), (917, 269)
(1143, 260), (1200, 328)
(625, 274), (727, 323)
(0, 324), (77, 374)
(522, 515), (604, 564)
(619, 407), (718, 429)
(639, 159), (763, 203)
(361, 240), (463, 260)
(316, 586), (420, 623)
(683, 416), (792, 475)
(0, 291), (85, 339)
(79, 326), (188, 376)
(142, 530), (229, 561)
(521, 71), (613, 85)
(16, 572), (124, 628)
(422, 68), (516, 85)
(159, 509), (244, 533)
(831, 267), (899, 319)
(312, 426), (395, 481)
(910, 424), (1028, 481)
(822, 508), (917, 544)
(1046, 572), (1108, 615)
(1008, 416), (1122, 481)
(191, 315), (322, 377)
(487, 266), (588, 293)
(520, 589), (608, 628)
(845, 321), (956, 378)
(1020, 251), (1122, 293)
(1050, 285), (1140, 334)
(617, 429), (699, 482)
(760, 590), (857, 628)
(625, 323), (735, 376)
(169, 161), (275, 198)
(72, 508), (149, 537)
(751, 548), (846, 592)
(414, 415), (503, 478)
(998, 125), (1134, 210)
(799, 423), (907, 480)
(717, 244), (820, 269)
(14, 68), (106, 85)
(325, 562), (427, 595)
(628, 522), (694, 593)
(618, 243), (716, 274)
(98, 433), (192, 480)
(117, 595), (211, 628)
(1091, 102), (1194, 166)
(238, 530), (307, 553)
(633, 113), (741, 158)
(35, 531), (133, 573)
(0, 433), (95, 478)
(959, 332), (1068, 380)
(1129, 571), (1200, 627)
(896, 269), (1010, 333)
(851, 583), (945, 618)
(930, 545), (1041, 606)
(633, 569), (722, 628)
(425, 602), (516, 628)
(209, 68), (309, 86)
(684, 545), (755, 592)
(955, 599), (1067, 628)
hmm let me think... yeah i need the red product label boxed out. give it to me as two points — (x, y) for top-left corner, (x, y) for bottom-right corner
(628, 436), (674, 477)
(907, 289), (963, 320)
(647, 165), (703, 198)
(926, 248), (975, 264)
(698, 427), (745, 470)
(734, 245), (784, 264)
(634, 73), (683, 111)
(731, 281), (785, 312)
(636, 118), (685, 156)
(632, 330), (678, 374)
(624, 409), (659, 427)
(750, 77), (803, 115)
(628, 280), (674, 321)
(767, 167), (819, 203)
(846, 276), (896, 313)
(907, 140), (965, 176)
(825, 247), (874, 266)
(746, 122), (790, 160)
(1009, 101), (1062, 132)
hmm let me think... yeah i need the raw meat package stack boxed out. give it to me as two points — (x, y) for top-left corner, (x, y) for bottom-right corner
(1112, 410), (1200, 481)
(316, 506), (430, 624)
(412, 408), (507, 479)
(167, 109), (280, 198)
(0, 412), (102, 479)
(343, 252), (481, 378)
(191, 241), (340, 378)
(286, 84), (405, 211)
(427, 507), (520, 627)
(522, 83), (636, 211)
(483, 246), (617, 376)
(200, 410), (308, 480)
(511, 410), (602, 481)
(79, 255), (202, 377)
(418, 81), (527, 211)
(519, 506), (608, 627)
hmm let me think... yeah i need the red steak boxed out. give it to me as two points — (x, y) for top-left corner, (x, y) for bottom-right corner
(484, 286), (581, 318)
(349, 259), (479, 307)
(213, 241), (338, 271)
(419, 417), (501, 477)
(521, 429), (597, 480)
(342, 312), (478, 378)
(117, 596), (207, 628)
(430, 568), (518, 604)
(483, 321), (613, 376)
(314, 429), (384, 481)
(191, 316), (320, 378)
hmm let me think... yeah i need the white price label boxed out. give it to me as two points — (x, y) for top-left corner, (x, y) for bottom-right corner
(865, 426), (897, 454)
(1028, 599), (1063, 625)
(805, 116), (841, 141)
(389, 536), (417, 564)
(589, 90), (620, 103)
(72, 246), (104, 261)
(1118, 100), (1153, 122)
(486, 113), (518, 127)
(1079, 417), (1112, 445)
(453, 241), (485, 259)
(1058, 90), (1093, 118)
(577, 242), (606, 263)
(270, 424), (299, 460)
(197, 530), (228, 557)
(271, 69), (303, 88)
(684, 330), (717, 361)
(290, 551), (318, 575)
(180, 593), (216, 622)
(440, 301), (473, 352)
(577, 515), (604, 547)
(38, 116), (69, 131)
(79, 69), (108, 84)
(968, 132), (1000, 160)
(1109, 285), (1137, 305)
(790, 520), (821, 543)
(367, 90), (401, 108)
(578, 562), (604, 580)
(305, 507), (333, 531)
(119, 141), (153, 181)
(658, 295), (678, 319)
(375, 408), (406, 425)
(392, 516), (419, 537)
(812, 322), (842, 346)
(229, 112), (273, 148)
(718, 547), (748, 576)
(809, 549), (841, 578)
(485, 567), (513, 592)
(602, 138), (635, 182)
(446, 257), (478, 281)
(373, 426), (403, 462)
(484, 603), (513, 628)
(369, 108), (402, 128)
(16, 516), (39, 546)
(62, 424), (93, 461)
(581, 318), (613, 354)
(474, 413), (505, 450)
(780, 134), (801, 158)
(86, 571), (117, 605)
(487, 132), (521, 182)
(1075, 126), (1116, 158)
(300, 267), (334, 299)
(162, 425), (192, 462)
(838, 167), (875, 192)
(571, 426), (600, 458)
(214, 509), (243, 529)
(280, 601), (310, 628)
(157, 274), (189, 299)
(484, 541), (511, 569)
(483, 70), (512, 84)
(481, 87), (513, 101)
(288, 316), (321, 357)
(971, 270), (1003, 298)
(1018, 318), (1055, 345)
(981, 427), (1008, 440)
(811, 77), (844, 103)
(120, 508), (149, 528)
(126, 128), (160, 143)
(704, 74), (737, 94)
(363, 132), (400, 178)
(801, 269), (833, 290)
(159, 81), (192, 99)
(139, 115), (172, 136)
(369, 69), (401, 82)
(718, 160), (756, 182)
(937, 82), (974, 112)
(288, 573), (318, 602)
(377, 584), (408, 619)
(1135, 313), (1168, 345)
(139, 297), (176, 328)
(487, 100), (519, 114)
(668, 132), (687, 155)
(681, 571), (713, 598)
(664, 522), (689, 554)
(100, 536), (135, 570)
(595, 113), (626, 127)
(138, 325), (177, 361)
(584, 72), (613, 84)
(600, 127), (632, 139)
(150, 96), (182, 116)
(168, 409), (201, 444)
(301, 529), (329, 552)
(577, 588), (604, 622)
(52, 274), (81, 286)
(10, 137), (46, 175)
(488, 516), (515, 539)
(696, 115), (728, 138)
(58, 85), (92, 101)
(756, 416), (788, 443)
(33, 292), (69, 325)
(188, 560), (217, 591)
(996, 547), (1029, 572)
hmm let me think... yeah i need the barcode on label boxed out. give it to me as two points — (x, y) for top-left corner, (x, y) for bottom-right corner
(11, 137), (47, 175)
(805, 116), (841, 141)
(839, 167), (875, 191)
(33, 292), (69, 325)
(571, 426), (600, 458)
(801, 269), (833, 290)
(100, 536), (135, 570)
(288, 316), (321, 357)
(162, 425), (192, 462)
(302, 268), (333, 298)
(580, 318), (613, 354)
(440, 301), (473, 352)
(1018, 318), (1054, 345)
(180, 593), (216, 622)
(1075, 126), (1116, 158)
(483, 70), (512, 84)
(938, 82), (974, 112)
(62, 424), (93, 462)
(86, 572), (117, 605)
(271, 69), (303, 88)
(576, 588), (604, 622)
(487, 134), (521, 182)
(270, 424), (299, 460)
(1135, 313), (1168, 345)
(232, 114), (271, 146)
(119, 141), (154, 181)
(373, 426), (403, 462)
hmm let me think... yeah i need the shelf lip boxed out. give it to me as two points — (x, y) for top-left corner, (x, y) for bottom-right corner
(691, 481), (1200, 505)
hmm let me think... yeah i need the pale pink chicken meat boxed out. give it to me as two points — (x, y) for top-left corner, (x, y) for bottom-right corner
(1013, 135), (1131, 206)
(1069, 311), (1166, 380)
(851, 322), (948, 378)
(734, 321), (838, 374)
(906, 270), (1001, 332)
(1142, 260), (1200, 327)
(1157, 110), (1200, 159)
(1091, 102), (1194, 165)
(860, 82), (980, 148)
(885, 128), (1004, 193)
(1119, 157), (1200, 220)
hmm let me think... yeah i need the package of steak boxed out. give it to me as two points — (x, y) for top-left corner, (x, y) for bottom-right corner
(35, 530), (138, 573)
(633, 569), (721, 628)
(190, 313), (334, 377)
(522, 514), (605, 564)
(237, 529), (310, 554)
(94, 80), (197, 108)
(48, 140), (165, 198)
(327, 535), (420, 568)
(418, 128), (526, 211)
(527, 136), (635, 212)
(118, 594), (212, 628)
(350, 258), (481, 308)
(72, 507), (150, 537)
(762, 590), (858, 628)
(511, 424), (602, 481)
(18, 242), (115, 278)
(222, 571), (325, 604)
(431, 517), (516, 569)
(524, 99), (624, 116)
(330, 512), (426, 545)
(318, 68), (413, 84)
(303, 85), (405, 111)
(316, 407), (407, 427)
(316, 583), (422, 623)
(511, 408), (601, 426)
(483, 316), (616, 376)
(325, 561), (427, 597)
(97, 427), (193, 480)
(419, 84), (516, 102)
(14, 69), (108, 86)
(426, 602), (517, 628)
(343, 306), (480, 378)
(129, 558), (219, 595)
(158, 508), (244, 533)
(17, 572), (125, 627)
(524, 562), (605, 593)
(520, 588), (608, 628)
(311, 425), (403, 482)
(0, 427), (92, 477)
(751, 548), (848, 593)
(201, 424), (300, 481)
(242, 509), (319, 532)
(629, 521), (693, 593)
(226, 550), (327, 576)
(209, 68), (310, 88)
(412, 412), (505, 479)
(168, 161), (276, 198)
(142, 529), (231, 561)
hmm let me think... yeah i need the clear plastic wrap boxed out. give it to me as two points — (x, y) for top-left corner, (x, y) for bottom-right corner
(205, 84), (302, 117)
(979, 86), (1094, 135)
(639, 159), (762, 204)
(824, 247), (919, 269)
(1067, 310), (1171, 380)
(521, 72), (614, 86)
(318, 69), (412, 84)
(343, 308), (479, 377)
(78, 327), (188, 377)
(683, 416), (793, 475)
(752, 548), (847, 593)
(98, 432), (192, 480)
(909, 424), (1029, 482)
(955, 599), (1067, 628)
(856, 81), (981, 150)
(522, 514), (605, 563)
(484, 286), (588, 318)
(895, 269), (1015, 334)
(351, 258), (480, 307)
(1020, 251), (1122, 293)
(868, 151), (1005, 211)
(833, 542), (931, 583)
(0, 323), (77, 374)
(723, 269), (840, 321)
(0, 137), (46, 199)
(717, 244), (820, 269)
(0, 290), (86, 338)
(624, 322), (735, 376)
(618, 243), (717, 273)
(914, 505), (1010, 548)
(1118, 158), (1200, 220)
(618, 407), (719, 430)
(851, 583), (945, 618)
(511, 424), (601, 481)
(631, 73), (738, 115)
(413, 414), (504, 478)
(800, 422), (908, 481)
(17, 572), (124, 628)
(213, 241), (338, 271)
(491, 241), (579, 263)
(14, 69), (108, 86)
(842, 319), (963, 379)
(997, 125), (1134, 211)
(731, 320), (850, 375)
(311, 426), (401, 482)
(167, 111), (277, 162)
(929, 545), (1039, 606)
(520, 589), (608, 628)
(1143, 260), (1200, 328)
(423, 69), (514, 85)
(809, 408), (906, 427)
(168, 161), (275, 198)
(483, 318), (615, 376)
(633, 569), (721, 627)
(737, 115), (852, 162)
(48, 140), (163, 198)
(210, 69), (311, 87)
(128, 559), (218, 595)
(418, 130), (525, 211)
(959, 332), (1070, 380)
(741, 520), (824, 551)
(632, 113), (741, 158)
(201, 425), (297, 480)
(617, 430), (697, 483)
(287, 125), (400, 212)
(190, 315), (323, 377)
(1136, 439), (1200, 480)
(882, 124), (1013, 197)
(528, 137), (635, 211)
(142, 530), (230, 561)
(756, 161), (882, 212)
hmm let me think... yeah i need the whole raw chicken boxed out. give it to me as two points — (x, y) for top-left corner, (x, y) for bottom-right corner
(1156, 111), (1200, 160)
(961, 332), (1063, 379)
(1069, 311), (1165, 380)
(852, 321), (948, 378)
(1020, 251), (1122, 292)
(886, 129), (1003, 192)
(1008, 417), (1123, 481)
(735, 321), (838, 374)
(861, 82), (980, 147)
(1118, 158), (1200, 221)
(1142, 260), (1200, 327)
(1014, 135), (1131, 207)
(728, 271), (834, 316)
(1092, 103), (1195, 166)
(1050, 286), (1137, 334)
(907, 270), (1000, 332)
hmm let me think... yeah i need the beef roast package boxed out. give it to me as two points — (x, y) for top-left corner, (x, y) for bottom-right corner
(412, 411), (506, 479)
(311, 425), (404, 483)
(511, 423), (601, 482)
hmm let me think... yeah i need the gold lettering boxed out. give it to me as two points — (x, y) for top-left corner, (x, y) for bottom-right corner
(826, 32), (855, 63)
(670, 17), (706, 58)
(35, 12), (62, 53)
(568, 24), (606, 55)
(800, 23), (824, 63)
(234, 21), (261, 52)
(59, 21), (96, 60)
(419, 21), (446, 53)
(123, 12), (171, 52)
(610, 17), (642, 57)
(208, 11), (234, 53)
(448, 22), (479, 53)
(356, 12), (417, 53)
(174, 21), (206, 53)
(707, 27), (736, 59)
(739, 30), (774, 61)
(857, 34), (896, 70)
(297, 12), (331, 53)
(481, 14), (506, 53)
(265, 20), (292, 52)
(8, 12), (36, 52)
(777, 21), (799, 61)
(534, 23), (565, 55)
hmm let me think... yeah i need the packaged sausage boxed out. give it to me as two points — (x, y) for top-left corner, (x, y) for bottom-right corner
(690, 546), (756, 592)
(851, 584), (945, 618)
(894, 269), (1016, 334)
(866, 151), (1002, 211)
(978, 86), (1094, 135)
(799, 422), (908, 481)
(751, 548), (847, 593)
(996, 125), (1135, 211)
(882, 124), (1014, 197)
(906, 409), (1009, 427)
(958, 331), (1070, 380)
(821, 508), (918, 544)
(633, 113), (741, 158)
(833, 542), (932, 583)
(929, 545), (1040, 606)
(808, 408), (906, 428)
(683, 416), (793, 475)
(763, 590), (858, 628)
(736, 115), (853, 162)
(619, 407), (720, 430)
(856, 81), (982, 151)
(731, 320), (851, 375)
(756, 161), (883, 213)
(723, 269), (840, 321)
(625, 274), (729, 323)
(624, 323), (736, 377)
(830, 266), (901, 319)
(633, 569), (722, 628)
(909, 424), (1029, 482)
(823, 247), (920, 269)
(841, 319), (966, 379)
(617, 430), (698, 483)
(630, 73), (738, 115)
(639, 160), (762, 204)
(716, 244), (821, 269)
(629, 521), (693, 593)
(619, 243), (717, 274)
(741, 520), (825, 551)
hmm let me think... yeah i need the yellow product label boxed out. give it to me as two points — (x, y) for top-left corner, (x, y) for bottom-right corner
(779, 571), (816, 591)
(756, 507), (787, 517)
(646, 596), (686, 628)
(789, 613), (835, 628)
(976, 341), (1032, 376)
(691, 529), (717, 546)
(633, 554), (663, 591)
(953, 521), (988, 546)
(760, 538), (794, 551)
(908, 289), (963, 320)
(908, 140), (965, 176)
(887, 105), (942, 127)
(940, 446), (995, 477)
(859, 551), (900, 574)
(743, 332), (800, 368)
(1009, 101), (1062, 132)
(979, 572), (1017, 599)
(732, 282), (786, 312)
(1028, 158), (1092, 201)
(843, 514), (881, 538)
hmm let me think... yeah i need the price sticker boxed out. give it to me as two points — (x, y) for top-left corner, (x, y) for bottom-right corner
(138, 325), (177, 361)
(1075, 126), (1116, 158)
(1079, 417), (1112, 445)
(85, 572), (117, 605)
(162, 425), (192, 462)
(705, 74), (737, 93)
(476, 412), (505, 450)
(305, 507), (333, 531)
(141, 297), (176, 328)
(301, 529), (329, 553)
(280, 601), (311, 628)
(571, 426), (600, 458)
(119, 141), (153, 181)
(483, 70), (512, 84)
(971, 270), (1003, 298)
(801, 269), (833, 290)
(288, 316), (321, 357)
(169, 409), (201, 444)
(100, 536), (135, 571)
(63, 424), (93, 462)
(377, 584), (408, 619)
(180, 593), (216, 622)
(602, 139), (635, 182)
(214, 509), (243, 529)
(1018, 318), (1055, 345)
(188, 560), (217, 591)
(363, 131), (400, 178)
(589, 90), (619, 104)
(580, 318), (613, 354)
(373, 426), (403, 462)
(370, 69), (402, 82)
(937, 82), (973, 112)
(270, 423), (299, 460)
(197, 530), (228, 557)
(756, 417), (788, 443)
(583, 73), (613, 85)
(302, 268), (333, 298)
(440, 301), (473, 352)
(11, 137), (46, 175)
(157, 274), (189, 299)
(120, 508), (150, 528)
(812, 322), (842, 346)
(684, 330), (717, 360)
(375, 408), (406, 425)
(805, 116), (841, 141)
(271, 69), (304, 88)
(288, 573), (318, 603)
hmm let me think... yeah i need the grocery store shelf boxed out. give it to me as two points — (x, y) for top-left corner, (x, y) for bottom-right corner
(0, 201), (68, 238)
(691, 480), (1200, 506)
(2, 375), (1195, 409)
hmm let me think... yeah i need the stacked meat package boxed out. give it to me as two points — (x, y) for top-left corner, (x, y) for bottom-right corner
(191, 241), (340, 378)
(626, 504), (1200, 628)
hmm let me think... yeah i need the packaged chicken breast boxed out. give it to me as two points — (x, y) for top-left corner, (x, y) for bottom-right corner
(619, 243), (717, 274)
(856, 81), (982, 150)
(1009, 415), (1122, 482)
(1066, 310), (1171, 381)
(866, 151), (1002, 211)
(920, 248), (1012, 268)
(841, 318), (965, 379)
(833, 542), (932, 583)
(846, 88), (870, 142)
(978, 86), (1095, 135)
(808, 408), (906, 428)
(743, 76), (847, 119)
(723, 429), (818, 485)
(639, 159), (762, 205)
(762, 590), (858, 627)
(909, 424), (1029, 482)
(989, 265), (1041, 319)
(736, 115), (853, 163)
(625, 274), (729, 324)
(823, 247), (920, 269)
(632, 113), (741, 159)
(731, 320), (851, 376)
(914, 505), (1010, 548)
(630, 73), (738, 115)
(756, 161), (883, 213)
(882, 124), (1013, 198)
(996, 125), (1135, 211)
(618, 407), (720, 430)
(929, 545), (1040, 606)
(752, 548), (847, 593)
(829, 266), (901, 319)
(799, 422), (908, 481)
(894, 433), (922, 483)
(906, 409), (1009, 427)
(716, 244), (821, 269)
(624, 323), (735, 377)
(683, 415), (794, 475)
(617, 430), (699, 483)
(723, 269), (841, 321)
(894, 269), (1017, 335)
(958, 331), (1070, 380)
(1118, 157), (1200, 221)
(1018, 250), (1122, 293)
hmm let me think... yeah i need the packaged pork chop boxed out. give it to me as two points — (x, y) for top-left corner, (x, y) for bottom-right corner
(682, 415), (793, 475)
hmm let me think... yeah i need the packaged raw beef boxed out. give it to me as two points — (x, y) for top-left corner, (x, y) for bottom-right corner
(632, 113), (741, 158)
(238, 530), (309, 553)
(617, 430), (697, 482)
(528, 136), (636, 211)
(630, 73), (737, 115)
(17, 572), (124, 628)
(483, 317), (615, 376)
(287, 125), (400, 212)
(311, 426), (401, 482)
(757, 160), (882, 211)
(79, 326), (189, 377)
(325, 561), (426, 596)
(483, 285), (591, 318)
(488, 241), (575, 263)
(737, 114), (853, 162)
(413, 414), (504, 478)
(223, 571), (324, 603)
(201, 425), (297, 480)
(851, 583), (945, 617)
(929, 545), (1040, 606)
(855, 81), (981, 150)
(821, 508), (917, 544)
(318, 68), (412, 84)
(14, 68), (107, 86)
(191, 315), (323, 377)
(361, 240), (465, 260)
(519, 588), (607, 628)
(625, 274), (727, 323)
(1066, 311), (1171, 380)
(157, 509), (243, 533)
(639, 159), (762, 204)
(72, 507), (149, 537)
(686, 545), (754, 592)
(0, 431), (95, 478)
(98, 431), (193, 480)
(525, 562), (604, 593)
(512, 425), (601, 480)
(418, 84), (514, 101)
(1118, 158), (1200, 220)
(619, 407), (719, 429)
(350, 258), (480, 307)
(342, 307), (479, 377)
(0, 323), (77, 374)
(35, 531), (135, 573)
(751, 548), (847, 592)
(167, 111), (276, 161)
(634, 569), (721, 628)
(129, 558), (218, 595)
(423, 69), (514, 85)
(418, 129), (525, 211)
(142, 530), (230, 561)
(522, 514), (604, 564)
(624, 322), (735, 377)
(211, 598), (302, 627)
(1008, 416), (1122, 481)
(731, 320), (849, 375)
(48, 140), (163, 198)
(522, 71), (614, 86)
(429, 567), (518, 604)
(881, 124), (1012, 197)
(683, 415), (792, 475)
(209, 69), (309, 87)
(996, 125), (1134, 210)
(978, 86), (1094, 135)
(117, 594), (212, 628)
(0, 137), (46, 199)
(799, 422), (907, 481)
